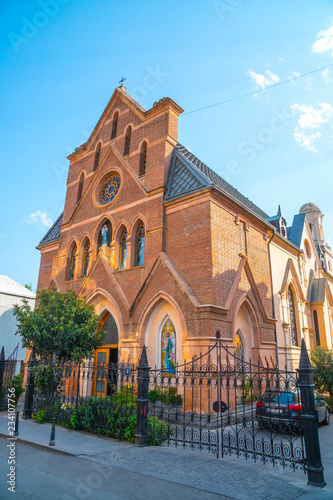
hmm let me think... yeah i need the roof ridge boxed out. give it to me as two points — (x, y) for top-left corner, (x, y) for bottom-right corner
(176, 143), (269, 219)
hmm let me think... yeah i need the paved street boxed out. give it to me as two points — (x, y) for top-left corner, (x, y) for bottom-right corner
(0, 440), (229, 500)
(1, 410), (333, 499)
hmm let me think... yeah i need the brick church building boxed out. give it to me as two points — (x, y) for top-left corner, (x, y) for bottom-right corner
(36, 85), (333, 377)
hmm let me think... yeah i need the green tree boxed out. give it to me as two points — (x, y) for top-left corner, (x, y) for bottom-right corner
(14, 289), (105, 363)
(310, 346), (333, 397)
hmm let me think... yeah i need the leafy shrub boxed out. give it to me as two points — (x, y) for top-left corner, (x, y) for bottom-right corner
(7, 374), (24, 404)
(311, 347), (333, 397)
(33, 410), (48, 424)
(148, 416), (173, 445)
(148, 387), (182, 406)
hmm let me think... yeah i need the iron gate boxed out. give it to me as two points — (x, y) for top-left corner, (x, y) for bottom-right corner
(146, 333), (326, 486)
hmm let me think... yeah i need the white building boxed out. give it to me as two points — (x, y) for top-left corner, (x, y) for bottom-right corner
(0, 275), (35, 374)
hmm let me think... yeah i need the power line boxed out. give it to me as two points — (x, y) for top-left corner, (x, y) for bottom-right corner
(182, 62), (333, 116)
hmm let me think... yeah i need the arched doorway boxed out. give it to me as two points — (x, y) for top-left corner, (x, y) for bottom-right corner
(93, 312), (119, 397)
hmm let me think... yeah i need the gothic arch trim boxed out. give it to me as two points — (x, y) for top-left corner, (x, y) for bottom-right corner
(231, 293), (261, 349)
(85, 288), (124, 344)
(79, 253), (130, 310)
(137, 291), (188, 347)
(129, 214), (148, 235)
(224, 255), (276, 324)
(280, 258), (306, 302)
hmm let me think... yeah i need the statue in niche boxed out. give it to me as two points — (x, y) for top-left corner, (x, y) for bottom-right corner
(101, 224), (109, 247)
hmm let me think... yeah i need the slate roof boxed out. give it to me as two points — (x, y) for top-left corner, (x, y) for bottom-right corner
(308, 277), (327, 303)
(166, 144), (269, 219)
(39, 213), (63, 246)
(287, 214), (306, 248)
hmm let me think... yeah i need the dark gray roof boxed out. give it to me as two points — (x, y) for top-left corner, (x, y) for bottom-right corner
(287, 214), (306, 248)
(308, 277), (327, 303)
(169, 144), (269, 219)
(39, 213), (63, 246)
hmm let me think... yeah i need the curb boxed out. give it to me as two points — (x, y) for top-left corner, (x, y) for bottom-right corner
(0, 432), (75, 456)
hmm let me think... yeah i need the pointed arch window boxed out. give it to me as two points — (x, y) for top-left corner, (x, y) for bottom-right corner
(288, 285), (298, 347)
(93, 142), (101, 171)
(119, 230), (128, 269)
(161, 318), (176, 375)
(313, 310), (320, 346)
(234, 330), (244, 369)
(124, 126), (131, 156)
(136, 223), (145, 266)
(82, 241), (90, 278)
(111, 111), (118, 140)
(69, 244), (77, 281)
(139, 141), (147, 176)
(77, 173), (84, 203)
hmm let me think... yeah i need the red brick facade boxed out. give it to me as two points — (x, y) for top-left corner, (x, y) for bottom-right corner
(37, 87), (277, 367)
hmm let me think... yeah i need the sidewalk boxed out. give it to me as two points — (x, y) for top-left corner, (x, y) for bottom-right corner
(1, 406), (333, 500)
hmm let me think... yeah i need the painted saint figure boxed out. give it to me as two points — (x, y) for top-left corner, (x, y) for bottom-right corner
(161, 319), (176, 375)
(101, 224), (109, 247)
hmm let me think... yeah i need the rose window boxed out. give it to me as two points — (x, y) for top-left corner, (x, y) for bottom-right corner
(99, 173), (121, 205)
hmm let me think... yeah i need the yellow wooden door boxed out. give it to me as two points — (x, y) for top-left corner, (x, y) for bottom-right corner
(93, 349), (109, 397)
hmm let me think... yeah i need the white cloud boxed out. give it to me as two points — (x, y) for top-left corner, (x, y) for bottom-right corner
(321, 68), (332, 85)
(293, 129), (321, 152)
(248, 69), (280, 90)
(312, 25), (333, 56)
(25, 210), (53, 228)
(290, 102), (333, 152)
(290, 102), (333, 129)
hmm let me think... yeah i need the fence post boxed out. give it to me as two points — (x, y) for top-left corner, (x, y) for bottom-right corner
(297, 339), (326, 487)
(135, 346), (150, 447)
(23, 349), (36, 420)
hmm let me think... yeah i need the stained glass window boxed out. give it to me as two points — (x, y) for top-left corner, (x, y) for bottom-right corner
(99, 173), (121, 205)
(136, 223), (145, 266)
(82, 243), (90, 278)
(119, 230), (128, 269)
(288, 285), (298, 347)
(161, 318), (176, 375)
(69, 245), (76, 281)
(234, 330), (244, 368)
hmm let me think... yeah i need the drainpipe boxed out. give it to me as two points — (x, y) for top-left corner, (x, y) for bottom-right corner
(267, 229), (279, 367)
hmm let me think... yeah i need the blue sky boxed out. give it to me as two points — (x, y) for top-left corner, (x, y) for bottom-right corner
(1, 0), (333, 290)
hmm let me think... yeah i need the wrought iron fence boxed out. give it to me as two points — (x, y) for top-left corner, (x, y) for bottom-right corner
(22, 334), (326, 487)
(30, 359), (137, 438)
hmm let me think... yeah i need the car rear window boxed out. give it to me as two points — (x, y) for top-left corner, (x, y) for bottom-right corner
(262, 391), (297, 405)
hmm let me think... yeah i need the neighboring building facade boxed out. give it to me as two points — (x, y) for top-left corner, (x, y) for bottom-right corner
(0, 275), (35, 374)
(269, 203), (333, 370)
(36, 86), (333, 377)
